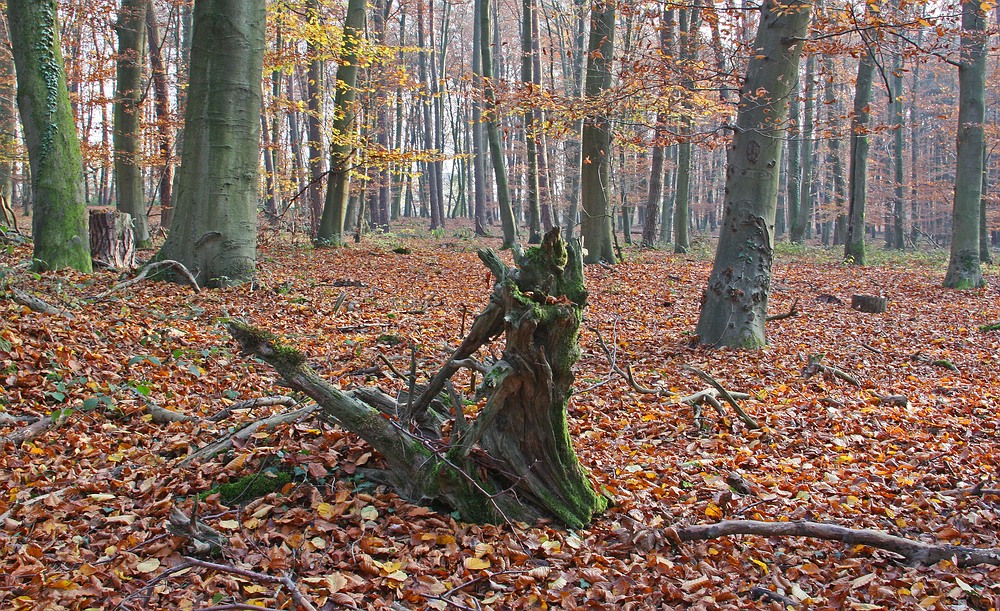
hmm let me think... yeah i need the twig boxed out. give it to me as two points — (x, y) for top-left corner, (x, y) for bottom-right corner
(681, 366), (760, 430)
(801, 355), (861, 387)
(180, 556), (318, 611)
(94, 259), (200, 300)
(765, 298), (800, 322)
(589, 326), (671, 396)
(377, 353), (408, 381)
(1, 411), (68, 446)
(179, 405), (317, 466)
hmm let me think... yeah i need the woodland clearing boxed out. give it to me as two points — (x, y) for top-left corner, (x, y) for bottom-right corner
(2, 226), (1000, 610)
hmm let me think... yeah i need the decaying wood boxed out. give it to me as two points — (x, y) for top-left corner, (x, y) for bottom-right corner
(206, 395), (297, 422)
(682, 366), (761, 430)
(180, 405), (317, 467)
(8, 287), (75, 319)
(227, 228), (607, 528)
(147, 403), (196, 424)
(801, 354), (861, 387)
(1, 412), (67, 446)
(89, 208), (136, 269)
(0, 412), (39, 426)
(94, 259), (200, 300)
(851, 294), (887, 313)
(167, 504), (226, 557)
(179, 556), (318, 611)
(661, 519), (1000, 568)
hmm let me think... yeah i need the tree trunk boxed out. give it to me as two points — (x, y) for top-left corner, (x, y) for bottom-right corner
(478, 0), (517, 247)
(579, 2), (616, 264)
(784, 72), (801, 240)
(114, 0), (150, 248)
(8, 0), (92, 272)
(317, 0), (366, 245)
(561, 0), (587, 241)
(229, 229), (606, 528)
(146, 0), (174, 233)
(695, 0), (811, 349)
(471, 0), (487, 236)
(844, 26), (875, 265)
(790, 53), (815, 244)
(673, 6), (700, 254)
(944, 0), (987, 289)
(164, 0), (193, 231)
(89, 208), (135, 269)
(156, 0), (265, 287)
(305, 0), (325, 236)
(522, 0), (541, 244)
(890, 49), (905, 250)
(0, 17), (16, 219)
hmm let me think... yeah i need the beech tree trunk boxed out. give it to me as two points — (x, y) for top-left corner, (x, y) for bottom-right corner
(156, 0), (265, 287)
(114, 0), (149, 248)
(844, 25), (875, 265)
(229, 229), (606, 528)
(695, 0), (811, 349)
(90, 209), (135, 269)
(944, 1), (988, 289)
(0, 19), (15, 219)
(146, 0), (173, 232)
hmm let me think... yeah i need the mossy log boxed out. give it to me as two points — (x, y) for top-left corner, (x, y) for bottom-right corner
(227, 228), (606, 528)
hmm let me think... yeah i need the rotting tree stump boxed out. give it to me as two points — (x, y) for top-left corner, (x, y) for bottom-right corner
(227, 228), (607, 528)
(89, 209), (136, 269)
(851, 294), (887, 314)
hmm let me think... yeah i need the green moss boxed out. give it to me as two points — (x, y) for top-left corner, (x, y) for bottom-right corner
(227, 321), (307, 368)
(201, 469), (293, 505)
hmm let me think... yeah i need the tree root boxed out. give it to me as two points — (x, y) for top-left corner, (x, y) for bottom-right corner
(94, 259), (200, 300)
(681, 366), (760, 430)
(658, 519), (1000, 568)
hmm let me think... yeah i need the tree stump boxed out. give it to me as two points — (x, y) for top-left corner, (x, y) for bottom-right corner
(89, 209), (136, 269)
(227, 228), (607, 528)
(851, 294), (887, 313)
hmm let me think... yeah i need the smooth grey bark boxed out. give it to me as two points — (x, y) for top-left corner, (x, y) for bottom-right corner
(844, 34), (875, 265)
(673, 6), (700, 254)
(790, 53), (815, 243)
(471, 0), (487, 235)
(562, 0), (586, 240)
(146, 0), (174, 231)
(304, 0), (325, 234)
(156, 0), (265, 287)
(981, 145), (992, 263)
(164, 0), (193, 231)
(522, 0), (541, 244)
(695, 0), (811, 349)
(785, 73), (801, 239)
(531, 0), (553, 232)
(114, 0), (150, 248)
(822, 56), (846, 246)
(944, 0), (988, 289)
(889, 50), (905, 250)
(478, 0), (517, 247)
(317, 0), (365, 245)
(8, 0), (91, 272)
(579, 2), (616, 264)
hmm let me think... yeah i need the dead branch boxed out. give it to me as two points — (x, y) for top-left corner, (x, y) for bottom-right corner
(1, 412), (67, 446)
(765, 298), (800, 322)
(590, 327), (670, 396)
(179, 405), (317, 466)
(663, 519), (1000, 568)
(147, 403), (197, 424)
(94, 259), (200, 300)
(681, 366), (760, 430)
(167, 504), (226, 557)
(8, 287), (76, 319)
(801, 354), (861, 387)
(207, 395), (297, 422)
(180, 556), (319, 611)
(0, 412), (39, 426)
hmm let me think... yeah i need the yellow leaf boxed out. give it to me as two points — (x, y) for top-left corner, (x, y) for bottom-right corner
(360, 505), (378, 521)
(750, 557), (769, 574)
(464, 557), (491, 570)
(316, 502), (335, 519)
(705, 502), (723, 519)
(243, 584), (268, 594)
(310, 537), (327, 549)
(434, 533), (456, 545)
(136, 558), (160, 573)
(218, 520), (240, 530)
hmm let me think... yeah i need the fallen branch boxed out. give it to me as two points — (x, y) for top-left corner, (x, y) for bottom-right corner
(1, 412), (67, 446)
(801, 354), (861, 387)
(663, 519), (1000, 568)
(8, 288), (75, 319)
(94, 259), (200, 300)
(765, 298), (800, 322)
(180, 405), (317, 466)
(0, 412), (39, 426)
(180, 556), (318, 611)
(590, 326), (670, 396)
(147, 403), (197, 424)
(207, 395), (297, 423)
(681, 366), (760, 430)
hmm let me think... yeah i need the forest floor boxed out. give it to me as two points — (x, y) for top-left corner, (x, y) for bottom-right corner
(2, 223), (1000, 610)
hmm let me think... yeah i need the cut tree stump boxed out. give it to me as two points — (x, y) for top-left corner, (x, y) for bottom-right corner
(851, 294), (887, 313)
(89, 209), (136, 269)
(227, 228), (607, 528)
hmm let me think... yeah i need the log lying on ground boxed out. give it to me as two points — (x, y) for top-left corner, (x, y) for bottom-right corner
(227, 228), (607, 528)
(663, 520), (1000, 568)
(851, 294), (887, 313)
(8, 288), (75, 319)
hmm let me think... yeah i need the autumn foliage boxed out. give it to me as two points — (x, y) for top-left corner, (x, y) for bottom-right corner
(2, 227), (1000, 609)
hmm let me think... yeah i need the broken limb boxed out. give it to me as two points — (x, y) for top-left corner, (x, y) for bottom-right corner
(94, 259), (200, 300)
(206, 395), (297, 422)
(179, 405), (318, 467)
(681, 366), (760, 430)
(765, 297), (800, 322)
(801, 354), (861, 387)
(663, 519), (1000, 568)
(8, 287), (75, 318)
